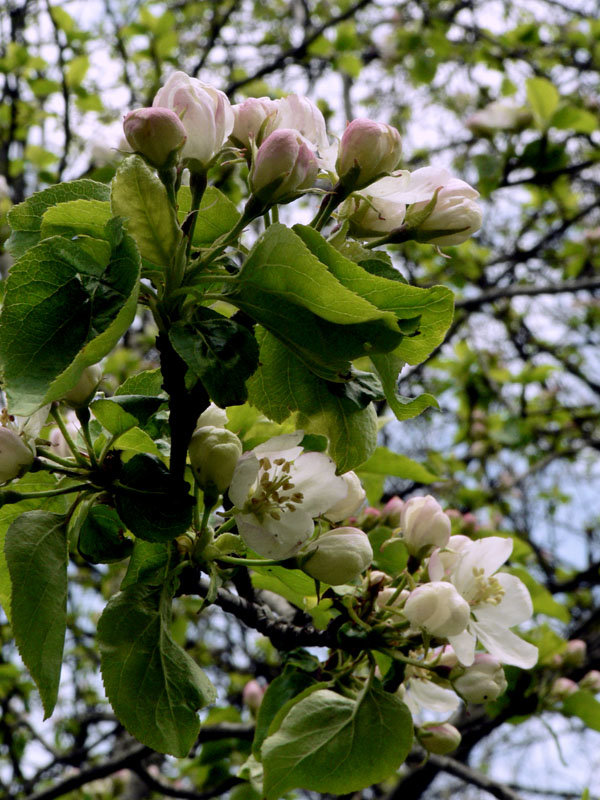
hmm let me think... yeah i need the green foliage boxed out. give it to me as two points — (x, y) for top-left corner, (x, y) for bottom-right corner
(261, 685), (413, 797)
(5, 511), (68, 717)
(97, 581), (216, 756)
(178, 185), (240, 246)
(78, 505), (133, 564)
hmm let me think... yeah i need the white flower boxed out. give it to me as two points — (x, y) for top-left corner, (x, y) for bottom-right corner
(196, 403), (228, 429)
(402, 675), (460, 717)
(229, 432), (348, 559)
(403, 581), (471, 637)
(452, 653), (508, 703)
(400, 494), (451, 556)
(323, 471), (366, 522)
(153, 71), (234, 168)
(231, 97), (279, 150)
(440, 537), (538, 669)
(264, 94), (331, 164)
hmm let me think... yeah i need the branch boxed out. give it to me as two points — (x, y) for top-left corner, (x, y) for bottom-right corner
(225, 0), (373, 95)
(132, 767), (243, 800)
(422, 753), (526, 800)
(456, 276), (600, 311)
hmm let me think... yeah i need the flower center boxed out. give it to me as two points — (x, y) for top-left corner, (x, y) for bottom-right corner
(0, 408), (14, 427)
(470, 567), (505, 606)
(246, 457), (304, 521)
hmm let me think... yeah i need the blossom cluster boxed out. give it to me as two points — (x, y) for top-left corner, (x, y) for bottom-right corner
(122, 70), (482, 245)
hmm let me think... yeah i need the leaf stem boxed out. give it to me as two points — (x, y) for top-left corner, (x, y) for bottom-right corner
(216, 555), (284, 567)
(50, 407), (88, 468)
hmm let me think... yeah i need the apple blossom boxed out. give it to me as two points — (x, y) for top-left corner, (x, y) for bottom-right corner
(400, 494), (451, 556)
(299, 527), (373, 585)
(452, 654), (508, 703)
(417, 721), (461, 754)
(579, 671), (600, 693)
(411, 178), (482, 246)
(336, 119), (402, 191)
(0, 426), (34, 483)
(439, 537), (538, 669)
(242, 679), (266, 714)
(323, 471), (366, 522)
(189, 426), (242, 493)
(250, 129), (319, 204)
(402, 674), (460, 717)
(230, 97), (279, 150)
(403, 582), (470, 637)
(466, 101), (532, 136)
(153, 71), (234, 169)
(228, 432), (347, 560)
(381, 495), (404, 528)
(196, 403), (228, 429)
(123, 107), (187, 168)
(564, 639), (586, 667)
(263, 94), (331, 166)
(339, 191), (407, 237)
(550, 677), (579, 701)
(63, 364), (103, 408)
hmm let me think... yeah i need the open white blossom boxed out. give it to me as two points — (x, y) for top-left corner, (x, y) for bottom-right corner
(229, 432), (348, 560)
(432, 537), (538, 669)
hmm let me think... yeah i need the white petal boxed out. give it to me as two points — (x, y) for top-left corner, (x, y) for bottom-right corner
(236, 507), (314, 559)
(408, 678), (461, 713)
(229, 454), (260, 507)
(471, 619), (538, 669)
(290, 452), (348, 516)
(254, 431), (304, 460)
(474, 573), (533, 627)
(452, 537), (513, 597)
(447, 629), (476, 666)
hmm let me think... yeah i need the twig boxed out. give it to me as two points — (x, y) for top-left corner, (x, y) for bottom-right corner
(456, 276), (600, 311)
(417, 752), (525, 800)
(132, 767), (243, 800)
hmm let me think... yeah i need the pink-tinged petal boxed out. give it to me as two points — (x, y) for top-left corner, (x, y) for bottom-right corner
(471, 619), (538, 669)
(229, 454), (260, 508)
(447, 629), (476, 666)
(290, 451), (348, 515)
(452, 537), (513, 598)
(474, 573), (533, 627)
(236, 507), (314, 559)
(408, 678), (461, 713)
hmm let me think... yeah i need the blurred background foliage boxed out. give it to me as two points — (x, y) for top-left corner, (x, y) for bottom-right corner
(1, 0), (600, 798)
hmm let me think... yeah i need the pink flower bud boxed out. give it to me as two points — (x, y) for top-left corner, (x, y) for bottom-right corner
(550, 677), (579, 701)
(0, 427), (34, 483)
(381, 496), (404, 528)
(404, 582), (470, 637)
(336, 118), (402, 190)
(418, 722), (461, 755)
(564, 639), (587, 668)
(231, 97), (279, 150)
(579, 670), (600, 693)
(123, 107), (187, 168)
(243, 679), (266, 714)
(453, 654), (507, 703)
(153, 71), (234, 169)
(400, 495), (451, 556)
(250, 129), (318, 204)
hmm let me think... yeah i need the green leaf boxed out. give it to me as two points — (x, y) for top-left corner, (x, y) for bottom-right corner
(78, 504), (133, 564)
(262, 685), (413, 797)
(177, 185), (240, 247)
(247, 329), (377, 472)
(369, 527), (409, 576)
(121, 540), (170, 588)
(7, 179), (110, 259)
(551, 105), (598, 134)
(0, 225), (140, 415)
(97, 582), (216, 756)
(294, 225), (454, 365)
(117, 426), (164, 458)
(114, 454), (194, 542)
(116, 369), (164, 397)
(227, 224), (404, 380)
(509, 566), (569, 622)
(91, 398), (138, 436)
(562, 690), (600, 731)
(40, 199), (112, 241)
(526, 77), (560, 129)
(169, 308), (259, 407)
(0, 473), (71, 622)
(111, 155), (182, 267)
(253, 667), (318, 757)
(251, 565), (319, 611)
(358, 446), (438, 488)
(371, 352), (439, 420)
(5, 511), (68, 717)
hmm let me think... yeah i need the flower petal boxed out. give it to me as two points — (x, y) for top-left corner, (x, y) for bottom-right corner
(236, 507), (314, 559)
(474, 573), (533, 627)
(452, 537), (513, 598)
(447, 629), (476, 666)
(290, 451), (348, 516)
(408, 678), (461, 713)
(229, 453), (260, 508)
(254, 431), (304, 460)
(471, 619), (538, 669)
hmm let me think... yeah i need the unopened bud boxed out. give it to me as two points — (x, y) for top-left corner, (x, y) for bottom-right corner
(250, 129), (318, 205)
(579, 670), (600, 693)
(0, 427), (34, 483)
(400, 495), (451, 557)
(550, 677), (579, 701)
(189, 426), (242, 493)
(63, 364), (103, 408)
(123, 107), (187, 168)
(412, 180), (482, 246)
(196, 403), (228, 429)
(564, 639), (586, 668)
(376, 586), (409, 609)
(300, 527), (373, 585)
(231, 97), (278, 150)
(323, 471), (366, 522)
(404, 582), (470, 637)
(243, 679), (266, 715)
(453, 654), (507, 703)
(337, 119), (402, 191)
(381, 496), (404, 528)
(418, 722), (461, 755)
